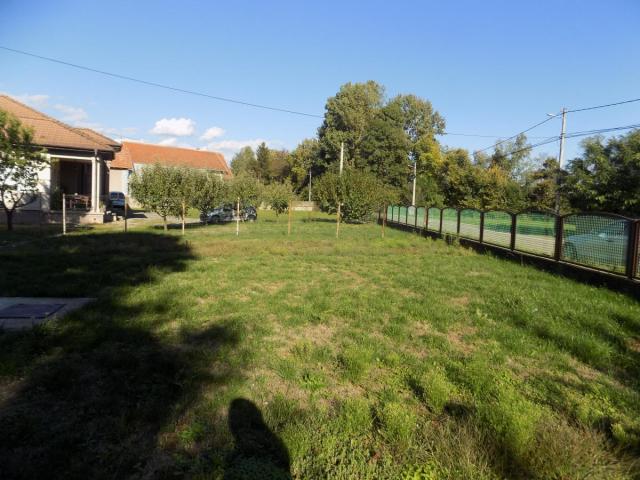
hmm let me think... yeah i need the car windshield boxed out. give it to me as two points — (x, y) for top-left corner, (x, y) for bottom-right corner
(596, 222), (627, 236)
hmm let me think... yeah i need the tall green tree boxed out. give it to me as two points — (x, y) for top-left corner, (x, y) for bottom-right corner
(564, 130), (640, 216)
(268, 149), (291, 183)
(318, 81), (385, 169)
(0, 110), (48, 230)
(230, 146), (258, 176)
(256, 142), (271, 181)
(289, 138), (321, 192)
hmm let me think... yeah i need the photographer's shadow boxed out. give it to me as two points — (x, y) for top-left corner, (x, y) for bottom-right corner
(224, 398), (292, 480)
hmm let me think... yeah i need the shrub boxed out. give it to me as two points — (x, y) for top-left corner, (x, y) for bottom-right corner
(264, 181), (295, 215)
(314, 170), (397, 223)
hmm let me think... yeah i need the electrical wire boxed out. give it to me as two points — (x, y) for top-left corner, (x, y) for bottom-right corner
(472, 116), (558, 155)
(567, 98), (640, 113)
(0, 45), (323, 118)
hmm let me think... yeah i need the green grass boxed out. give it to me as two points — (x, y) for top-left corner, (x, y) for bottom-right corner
(1, 211), (640, 479)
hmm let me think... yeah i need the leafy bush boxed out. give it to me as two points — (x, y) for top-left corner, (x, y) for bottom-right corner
(190, 170), (228, 217)
(314, 169), (397, 223)
(264, 181), (294, 215)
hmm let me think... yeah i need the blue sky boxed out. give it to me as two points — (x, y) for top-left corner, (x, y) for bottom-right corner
(0, 0), (638, 164)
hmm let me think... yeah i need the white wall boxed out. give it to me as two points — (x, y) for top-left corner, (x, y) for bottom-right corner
(109, 169), (129, 195)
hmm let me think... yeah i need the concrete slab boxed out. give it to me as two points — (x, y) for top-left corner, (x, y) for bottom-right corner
(0, 297), (95, 331)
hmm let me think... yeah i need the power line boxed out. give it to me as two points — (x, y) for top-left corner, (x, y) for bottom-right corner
(441, 131), (550, 139)
(0, 45), (323, 119)
(567, 98), (640, 113)
(473, 116), (558, 154)
(564, 123), (640, 138)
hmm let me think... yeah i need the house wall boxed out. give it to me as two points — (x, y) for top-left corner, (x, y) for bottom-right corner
(18, 155), (51, 211)
(109, 169), (129, 194)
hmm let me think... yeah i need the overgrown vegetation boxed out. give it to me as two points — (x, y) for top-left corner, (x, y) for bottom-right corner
(228, 81), (640, 216)
(1, 214), (639, 479)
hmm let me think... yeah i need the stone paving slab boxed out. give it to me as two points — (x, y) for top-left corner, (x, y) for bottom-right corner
(0, 297), (95, 331)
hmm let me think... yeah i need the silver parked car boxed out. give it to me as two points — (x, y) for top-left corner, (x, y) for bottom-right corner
(563, 221), (629, 270)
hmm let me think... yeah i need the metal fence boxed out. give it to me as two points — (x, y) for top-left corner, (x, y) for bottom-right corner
(384, 205), (640, 280)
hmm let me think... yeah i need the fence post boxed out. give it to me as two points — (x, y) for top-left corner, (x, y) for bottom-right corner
(439, 208), (443, 235)
(405, 206), (409, 224)
(414, 207), (418, 227)
(457, 209), (461, 235)
(425, 207), (429, 230)
(510, 213), (516, 250)
(626, 220), (639, 279)
(479, 211), (485, 243)
(554, 215), (564, 261)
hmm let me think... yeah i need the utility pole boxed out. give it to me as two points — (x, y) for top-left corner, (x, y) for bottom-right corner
(555, 107), (567, 214)
(336, 142), (344, 238)
(411, 158), (417, 206)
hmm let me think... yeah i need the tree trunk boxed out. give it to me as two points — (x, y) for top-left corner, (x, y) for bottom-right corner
(6, 208), (14, 231)
(163, 215), (168, 232)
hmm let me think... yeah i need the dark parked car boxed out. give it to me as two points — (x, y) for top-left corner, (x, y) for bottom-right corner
(201, 205), (257, 224)
(108, 191), (126, 210)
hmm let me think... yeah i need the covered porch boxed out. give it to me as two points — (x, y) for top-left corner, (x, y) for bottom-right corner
(50, 153), (109, 218)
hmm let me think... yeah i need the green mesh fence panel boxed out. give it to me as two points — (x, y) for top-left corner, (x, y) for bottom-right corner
(562, 214), (629, 273)
(514, 212), (556, 257)
(427, 208), (441, 231)
(386, 205), (393, 221)
(483, 211), (512, 247)
(392, 206), (399, 222)
(398, 206), (408, 224)
(407, 206), (417, 226)
(459, 209), (481, 240)
(442, 208), (458, 234)
(416, 207), (426, 228)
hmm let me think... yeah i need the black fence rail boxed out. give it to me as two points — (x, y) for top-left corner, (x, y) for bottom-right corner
(382, 205), (640, 282)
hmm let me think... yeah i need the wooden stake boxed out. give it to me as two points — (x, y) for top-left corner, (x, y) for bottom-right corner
(288, 199), (292, 236)
(62, 193), (66, 235)
(181, 200), (186, 236)
(236, 197), (240, 236)
(382, 204), (387, 238)
(336, 203), (341, 238)
(124, 196), (128, 232)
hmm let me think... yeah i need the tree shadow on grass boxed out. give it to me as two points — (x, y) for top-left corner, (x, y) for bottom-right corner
(224, 398), (292, 480)
(0, 231), (250, 479)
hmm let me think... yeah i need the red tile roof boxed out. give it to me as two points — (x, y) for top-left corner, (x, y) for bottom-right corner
(112, 142), (231, 177)
(0, 95), (117, 152)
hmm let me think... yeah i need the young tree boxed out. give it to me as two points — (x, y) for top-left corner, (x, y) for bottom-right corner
(264, 181), (294, 216)
(0, 110), (48, 230)
(129, 164), (182, 232)
(190, 170), (228, 218)
(227, 173), (263, 208)
(315, 170), (394, 223)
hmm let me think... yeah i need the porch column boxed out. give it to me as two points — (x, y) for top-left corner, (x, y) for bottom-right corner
(91, 151), (97, 212)
(96, 157), (102, 212)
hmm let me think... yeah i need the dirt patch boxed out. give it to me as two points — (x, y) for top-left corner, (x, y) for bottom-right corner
(449, 295), (470, 308)
(465, 270), (488, 277)
(446, 324), (478, 354)
(627, 338), (640, 354)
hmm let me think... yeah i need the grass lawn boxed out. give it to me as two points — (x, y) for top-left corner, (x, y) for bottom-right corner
(1, 212), (639, 479)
